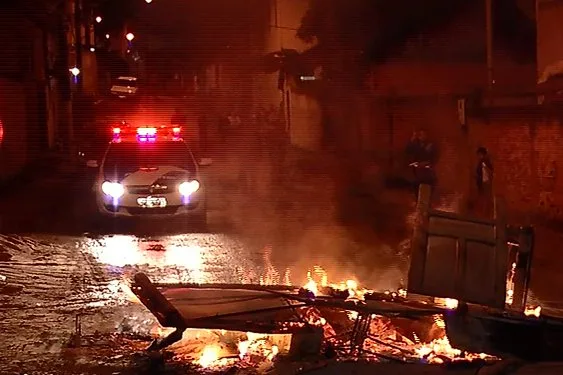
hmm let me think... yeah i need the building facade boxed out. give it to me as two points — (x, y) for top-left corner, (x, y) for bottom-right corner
(319, 0), (549, 220)
(0, 6), (52, 182)
(537, 0), (563, 83)
(258, 0), (322, 151)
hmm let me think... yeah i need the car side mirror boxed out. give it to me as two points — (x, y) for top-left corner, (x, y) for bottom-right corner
(86, 160), (99, 168)
(198, 158), (213, 167)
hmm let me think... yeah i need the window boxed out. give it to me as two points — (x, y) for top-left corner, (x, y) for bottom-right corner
(114, 78), (138, 88)
(103, 141), (196, 180)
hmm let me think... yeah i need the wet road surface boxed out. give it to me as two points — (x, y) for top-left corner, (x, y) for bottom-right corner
(0, 233), (265, 366)
(0, 108), (373, 372)
(1, 99), (563, 372)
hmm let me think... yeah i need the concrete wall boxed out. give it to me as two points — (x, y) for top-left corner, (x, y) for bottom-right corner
(333, 91), (563, 221)
(258, 0), (322, 151)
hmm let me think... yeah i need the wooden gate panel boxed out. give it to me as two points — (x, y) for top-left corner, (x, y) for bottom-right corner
(407, 184), (509, 308)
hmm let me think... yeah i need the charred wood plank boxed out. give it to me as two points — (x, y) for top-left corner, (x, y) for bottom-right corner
(131, 273), (185, 328)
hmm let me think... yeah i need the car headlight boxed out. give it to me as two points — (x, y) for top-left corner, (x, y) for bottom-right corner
(101, 181), (125, 198)
(179, 180), (200, 196)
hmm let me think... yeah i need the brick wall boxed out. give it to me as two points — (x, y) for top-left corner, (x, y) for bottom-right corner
(335, 93), (563, 221)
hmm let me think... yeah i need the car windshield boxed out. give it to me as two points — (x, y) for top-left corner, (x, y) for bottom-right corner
(103, 141), (196, 180)
(114, 79), (137, 87)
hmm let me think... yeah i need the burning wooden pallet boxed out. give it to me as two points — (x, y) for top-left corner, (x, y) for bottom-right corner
(128, 184), (563, 368)
(130, 272), (444, 354)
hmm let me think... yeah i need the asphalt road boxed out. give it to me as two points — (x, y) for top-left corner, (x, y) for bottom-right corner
(0, 99), (405, 372)
(1, 96), (563, 372)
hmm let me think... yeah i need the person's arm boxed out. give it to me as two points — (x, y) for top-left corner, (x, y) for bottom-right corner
(486, 159), (494, 172)
(405, 142), (416, 164)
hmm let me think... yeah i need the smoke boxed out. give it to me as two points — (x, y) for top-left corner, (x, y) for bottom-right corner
(219, 142), (416, 291)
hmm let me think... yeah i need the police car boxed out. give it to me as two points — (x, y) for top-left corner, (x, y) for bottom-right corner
(91, 124), (209, 224)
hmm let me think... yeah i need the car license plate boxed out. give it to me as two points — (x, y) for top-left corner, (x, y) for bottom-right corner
(137, 196), (167, 208)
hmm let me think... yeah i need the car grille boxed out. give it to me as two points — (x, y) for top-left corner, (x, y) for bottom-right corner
(127, 185), (169, 195)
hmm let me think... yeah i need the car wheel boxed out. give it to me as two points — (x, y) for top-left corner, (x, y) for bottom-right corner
(88, 212), (107, 234)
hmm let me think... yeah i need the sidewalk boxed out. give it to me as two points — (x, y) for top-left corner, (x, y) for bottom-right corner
(0, 153), (81, 233)
(0, 152), (63, 193)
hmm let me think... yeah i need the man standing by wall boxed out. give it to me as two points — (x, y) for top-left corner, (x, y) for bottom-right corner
(405, 129), (438, 198)
(475, 146), (494, 216)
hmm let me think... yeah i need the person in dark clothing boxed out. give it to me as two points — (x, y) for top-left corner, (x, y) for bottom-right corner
(405, 129), (437, 196)
(405, 130), (423, 165)
(475, 146), (494, 216)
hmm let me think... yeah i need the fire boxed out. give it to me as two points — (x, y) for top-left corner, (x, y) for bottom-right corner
(198, 345), (221, 368)
(303, 267), (370, 300)
(506, 262), (542, 316)
(299, 268), (495, 364)
(237, 333), (281, 362)
(435, 298), (459, 310)
(304, 276), (319, 295)
(147, 328), (289, 369)
(122, 262), (526, 370)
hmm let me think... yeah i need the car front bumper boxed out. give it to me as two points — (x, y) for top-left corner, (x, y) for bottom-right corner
(96, 193), (205, 219)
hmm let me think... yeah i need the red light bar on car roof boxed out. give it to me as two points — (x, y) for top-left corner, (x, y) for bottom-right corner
(137, 127), (157, 136)
(111, 125), (182, 142)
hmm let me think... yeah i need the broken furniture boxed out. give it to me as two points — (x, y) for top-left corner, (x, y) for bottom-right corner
(407, 184), (563, 361)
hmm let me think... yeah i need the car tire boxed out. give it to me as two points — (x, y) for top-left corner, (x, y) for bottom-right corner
(88, 212), (107, 234)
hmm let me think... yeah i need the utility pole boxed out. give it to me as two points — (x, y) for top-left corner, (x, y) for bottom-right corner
(485, 0), (494, 91)
(56, 1), (74, 160)
(74, 0), (83, 92)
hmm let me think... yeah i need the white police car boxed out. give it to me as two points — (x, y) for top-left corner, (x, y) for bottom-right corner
(90, 124), (210, 224)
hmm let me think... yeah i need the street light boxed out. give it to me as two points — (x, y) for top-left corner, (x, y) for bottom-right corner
(69, 67), (80, 76)
(146, 0), (153, 3)
(126, 33), (135, 41)
(105, 34), (110, 39)
(95, 16), (102, 23)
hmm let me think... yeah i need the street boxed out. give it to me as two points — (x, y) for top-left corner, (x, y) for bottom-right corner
(0, 99), (563, 373)
(0, 102), (399, 372)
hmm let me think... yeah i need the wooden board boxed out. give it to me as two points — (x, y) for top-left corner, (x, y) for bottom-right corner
(407, 184), (509, 308)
